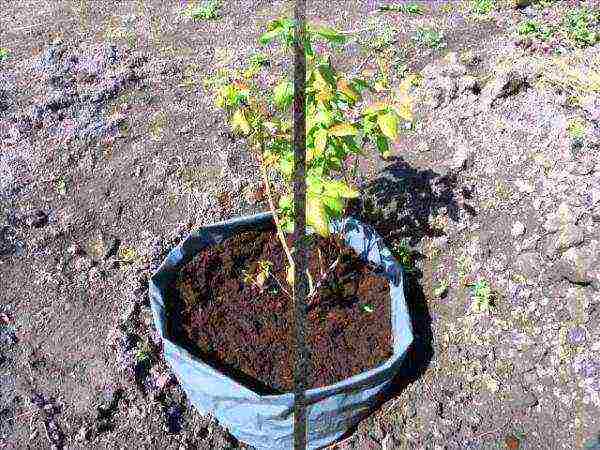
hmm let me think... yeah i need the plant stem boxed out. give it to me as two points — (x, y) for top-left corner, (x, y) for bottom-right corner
(307, 253), (342, 303)
(317, 247), (325, 277)
(260, 157), (294, 270)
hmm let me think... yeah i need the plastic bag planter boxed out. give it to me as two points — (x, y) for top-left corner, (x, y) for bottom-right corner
(149, 212), (414, 450)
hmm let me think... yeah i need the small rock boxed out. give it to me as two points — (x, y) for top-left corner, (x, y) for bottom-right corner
(514, 179), (534, 194)
(568, 327), (586, 345)
(511, 221), (525, 237)
(450, 144), (474, 171)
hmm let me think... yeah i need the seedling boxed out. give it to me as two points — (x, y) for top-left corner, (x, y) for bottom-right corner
(56, 178), (67, 196)
(212, 18), (413, 301)
(517, 19), (554, 41)
(471, 0), (495, 15)
(413, 27), (446, 49)
(564, 8), (600, 48)
(184, 0), (222, 21)
(379, 3), (424, 15)
(469, 279), (494, 313)
(391, 239), (415, 273)
(0, 48), (9, 62)
(567, 117), (587, 140)
(362, 304), (375, 313)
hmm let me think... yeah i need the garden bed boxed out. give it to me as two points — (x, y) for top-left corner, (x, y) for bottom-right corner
(170, 226), (393, 393)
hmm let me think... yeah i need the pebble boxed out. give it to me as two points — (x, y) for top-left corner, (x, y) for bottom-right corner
(511, 221), (525, 237)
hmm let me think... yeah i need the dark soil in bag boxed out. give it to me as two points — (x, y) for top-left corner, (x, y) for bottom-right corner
(170, 226), (393, 393)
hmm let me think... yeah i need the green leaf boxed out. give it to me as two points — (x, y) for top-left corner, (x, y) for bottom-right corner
(313, 128), (328, 156)
(362, 304), (374, 313)
(279, 154), (293, 178)
(376, 135), (391, 158)
(312, 25), (347, 45)
(324, 180), (359, 199)
(315, 108), (334, 127)
(260, 20), (284, 44)
(377, 112), (398, 140)
(329, 122), (357, 137)
(304, 40), (315, 58)
(322, 195), (344, 216)
(273, 81), (294, 110)
(316, 63), (337, 89)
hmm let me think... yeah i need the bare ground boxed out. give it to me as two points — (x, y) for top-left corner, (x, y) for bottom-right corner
(1, 1), (600, 449)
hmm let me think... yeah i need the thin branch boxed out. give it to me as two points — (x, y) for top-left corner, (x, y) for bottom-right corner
(271, 273), (292, 300)
(307, 254), (342, 303)
(260, 157), (294, 270)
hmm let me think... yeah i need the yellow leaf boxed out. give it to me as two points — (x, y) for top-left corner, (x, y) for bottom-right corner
(307, 195), (330, 237)
(363, 101), (387, 115)
(231, 109), (251, 135)
(377, 112), (398, 140)
(328, 122), (357, 137)
(373, 81), (386, 92)
(393, 90), (413, 122)
(316, 89), (334, 104)
(313, 128), (328, 155)
(337, 78), (361, 102)
(286, 264), (294, 287)
(398, 74), (416, 95)
(393, 101), (413, 122)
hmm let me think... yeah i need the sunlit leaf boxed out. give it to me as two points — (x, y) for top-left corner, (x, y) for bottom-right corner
(363, 101), (387, 116)
(231, 109), (251, 135)
(337, 78), (361, 103)
(329, 122), (357, 136)
(273, 81), (294, 110)
(307, 195), (330, 237)
(311, 25), (347, 45)
(322, 194), (344, 216)
(313, 128), (328, 156)
(324, 180), (359, 199)
(377, 112), (398, 140)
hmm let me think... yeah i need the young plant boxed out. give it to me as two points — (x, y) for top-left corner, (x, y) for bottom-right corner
(471, 0), (495, 15)
(567, 117), (587, 140)
(379, 3), (424, 15)
(517, 19), (555, 41)
(0, 48), (9, 62)
(413, 27), (446, 49)
(184, 0), (222, 21)
(212, 18), (411, 296)
(564, 7), (600, 48)
(469, 279), (494, 313)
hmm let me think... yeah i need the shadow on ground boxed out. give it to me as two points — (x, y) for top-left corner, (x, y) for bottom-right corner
(335, 155), (473, 444)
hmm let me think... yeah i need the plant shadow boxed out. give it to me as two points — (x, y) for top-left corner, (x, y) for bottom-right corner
(329, 154), (473, 446)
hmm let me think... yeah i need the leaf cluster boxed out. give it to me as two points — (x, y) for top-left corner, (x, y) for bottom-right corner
(212, 18), (413, 238)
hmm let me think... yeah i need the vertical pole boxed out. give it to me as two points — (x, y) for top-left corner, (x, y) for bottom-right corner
(292, 0), (307, 449)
